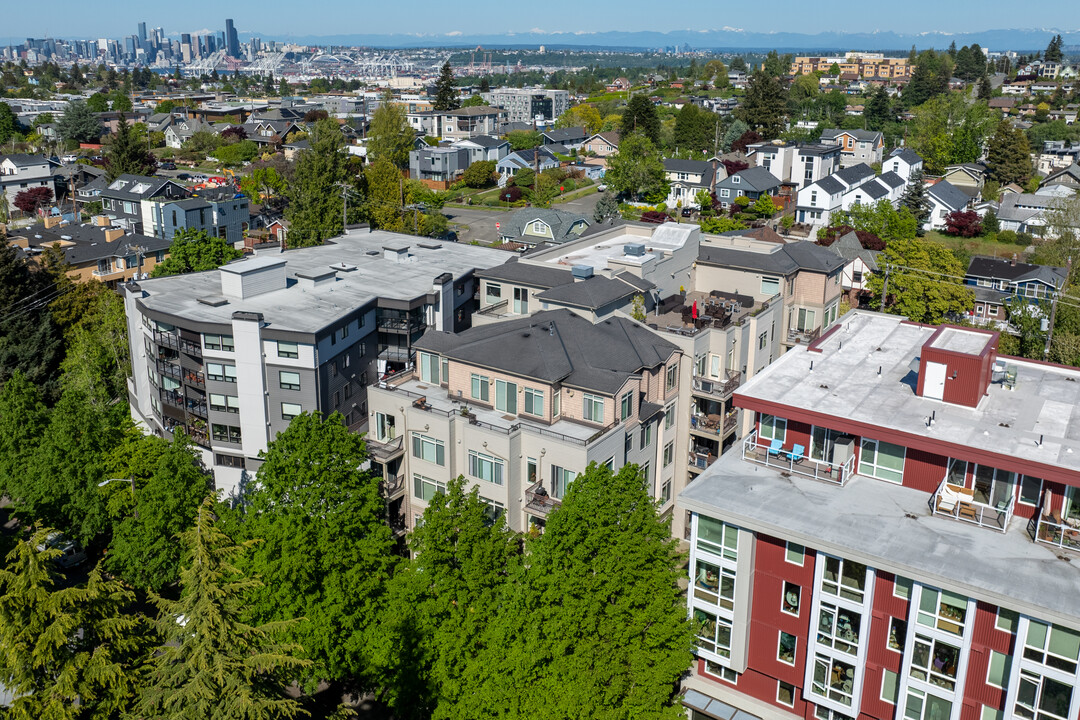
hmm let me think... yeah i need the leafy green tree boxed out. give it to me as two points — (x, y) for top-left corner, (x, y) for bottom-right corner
(365, 158), (405, 231)
(459, 463), (693, 719)
(524, 172), (561, 208)
(151, 228), (243, 277)
(867, 237), (973, 322)
(86, 92), (110, 112)
(789, 73), (820, 102)
(605, 134), (667, 202)
(0, 102), (17, 142)
(673, 103), (718, 155)
(0, 529), (149, 719)
(762, 50), (786, 77)
(104, 115), (156, 181)
(286, 118), (347, 247)
(184, 130), (221, 154)
(0, 373), (49, 500)
(155, 99), (176, 114)
(830, 199), (918, 243)
(57, 100), (102, 144)
(232, 412), (395, 687)
(594, 191), (620, 224)
(507, 129), (542, 151)
(750, 194), (779, 219)
(433, 61), (460, 111)
(700, 216), (748, 233)
(58, 288), (130, 408)
(556, 104), (603, 134)
(138, 497), (312, 720)
(462, 159), (496, 188)
(0, 243), (63, 399)
(109, 90), (133, 112)
(239, 166), (288, 208)
(375, 477), (518, 718)
(367, 100), (414, 168)
(622, 95), (661, 144)
(900, 170), (932, 235)
(213, 139), (259, 166)
(103, 431), (210, 591)
(908, 93), (993, 174)
(460, 94), (488, 107)
(985, 119), (1033, 186)
(736, 70), (788, 138)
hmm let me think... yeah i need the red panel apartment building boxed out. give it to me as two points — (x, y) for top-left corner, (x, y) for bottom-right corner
(678, 311), (1080, 720)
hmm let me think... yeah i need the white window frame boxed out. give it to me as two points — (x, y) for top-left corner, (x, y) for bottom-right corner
(583, 393), (604, 423)
(468, 450), (505, 486)
(523, 387), (544, 416)
(858, 437), (906, 484)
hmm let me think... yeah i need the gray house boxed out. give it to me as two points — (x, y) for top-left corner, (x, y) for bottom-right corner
(497, 207), (590, 247)
(452, 135), (511, 164)
(496, 148), (560, 186)
(101, 174), (189, 232)
(142, 188), (250, 245)
(0, 153), (56, 207)
(713, 167), (783, 208)
(409, 147), (471, 184)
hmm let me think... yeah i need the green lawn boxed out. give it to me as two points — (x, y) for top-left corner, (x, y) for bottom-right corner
(924, 230), (1028, 260)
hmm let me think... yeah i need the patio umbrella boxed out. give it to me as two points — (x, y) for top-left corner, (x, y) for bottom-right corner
(692, 300), (698, 320)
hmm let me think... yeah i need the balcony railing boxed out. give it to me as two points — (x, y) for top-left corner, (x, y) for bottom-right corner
(476, 299), (510, 316)
(153, 329), (202, 357)
(367, 435), (405, 460)
(377, 317), (426, 332)
(160, 389), (185, 410)
(787, 327), (822, 345)
(691, 412), (737, 437)
(692, 372), (741, 399)
(381, 473), (406, 499)
(157, 360), (183, 381)
(741, 430), (853, 486)
(525, 481), (561, 517)
(1035, 513), (1080, 552)
(930, 478), (1014, 533)
(689, 451), (716, 471)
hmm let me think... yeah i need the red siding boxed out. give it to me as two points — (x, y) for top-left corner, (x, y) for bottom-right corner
(860, 572), (912, 718)
(901, 448), (950, 494)
(961, 602), (1014, 714)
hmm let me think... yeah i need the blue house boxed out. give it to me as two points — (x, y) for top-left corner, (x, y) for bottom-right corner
(964, 255), (1068, 326)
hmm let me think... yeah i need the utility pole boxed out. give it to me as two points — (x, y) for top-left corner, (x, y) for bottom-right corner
(1044, 257), (1071, 358)
(881, 261), (891, 311)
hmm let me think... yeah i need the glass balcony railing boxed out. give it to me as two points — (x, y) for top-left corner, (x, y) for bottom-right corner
(931, 477), (1014, 533)
(741, 429), (853, 486)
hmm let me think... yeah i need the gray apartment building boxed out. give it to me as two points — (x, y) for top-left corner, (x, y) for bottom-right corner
(141, 187), (251, 245)
(121, 231), (507, 519)
(481, 87), (570, 124)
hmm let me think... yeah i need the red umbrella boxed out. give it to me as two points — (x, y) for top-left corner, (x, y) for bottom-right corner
(692, 301), (698, 320)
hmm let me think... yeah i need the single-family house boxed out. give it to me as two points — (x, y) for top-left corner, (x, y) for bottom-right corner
(827, 230), (880, 298)
(1037, 141), (1080, 175)
(541, 127), (587, 152)
(925, 180), (972, 231)
(100, 174), (188, 232)
(747, 142), (842, 189)
(142, 187), (249, 245)
(437, 106), (505, 141)
(409, 147), (471, 187)
(663, 159), (726, 210)
(164, 117), (217, 149)
(840, 171), (906, 211)
(451, 135), (511, 164)
(241, 119), (304, 147)
(496, 147), (560, 186)
(794, 163), (877, 226)
(819, 128), (884, 168)
(1041, 163), (1080, 192)
(884, 148), (924, 183)
(942, 163), (987, 198)
(713, 167), (782, 209)
(965, 255), (1067, 326)
(6, 221), (171, 284)
(583, 132), (620, 157)
(496, 207), (590, 247)
(0, 153), (56, 207)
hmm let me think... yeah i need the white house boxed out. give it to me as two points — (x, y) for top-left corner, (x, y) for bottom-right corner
(0, 153), (56, 207)
(924, 180), (972, 231)
(794, 163), (877, 227)
(827, 230), (880, 295)
(663, 158), (725, 209)
(883, 148), (924, 183)
(840, 171), (907, 212)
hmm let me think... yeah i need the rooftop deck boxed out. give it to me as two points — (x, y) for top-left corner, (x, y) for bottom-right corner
(647, 290), (758, 336)
(679, 448), (1080, 630)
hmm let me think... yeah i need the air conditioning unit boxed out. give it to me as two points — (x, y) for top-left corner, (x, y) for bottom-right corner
(832, 437), (856, 465)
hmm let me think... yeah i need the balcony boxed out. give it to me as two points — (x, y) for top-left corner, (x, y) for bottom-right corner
(377, 316), (426, 333)
(689, 451), (717, 471)
(476, 299), (510, 317)
(153, 329), (202, 357)
(160, 389), (185, 410)
(525, 481), (561, 517)
(380, 473), (406, 500)
(741, 430), (853, 486)
(787, 326), (822, 345)
(691, 412), (738, 437)
(157, 360), (183, 381)
(692, 372), (741, 400)
(930, 478), (1014, 533)
(367, 435), (405, 461)
(185, 399), (208, 418)
(1034, 512), (1080, 553)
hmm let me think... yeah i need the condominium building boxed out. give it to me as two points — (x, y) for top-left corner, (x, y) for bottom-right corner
(120, 231), (507, 502)
(790, 54), (913, 80)
(366, 308), (690, 535)
(678, 311), (1080, 720)
(481, 87), (570, 124)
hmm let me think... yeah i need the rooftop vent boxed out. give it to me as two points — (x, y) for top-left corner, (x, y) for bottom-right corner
(296, 269), (337, 289)
(219, 256), (288, 300)
(624, 242), (646, 257)
(197, 296), (229, 307)
(571, 264), (594, 280)
(330, 262), (357, 272)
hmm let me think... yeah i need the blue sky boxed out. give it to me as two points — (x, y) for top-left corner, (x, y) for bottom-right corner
(7, 0), (1080, 40)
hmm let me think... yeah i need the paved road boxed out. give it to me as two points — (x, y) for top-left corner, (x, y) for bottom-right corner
(443, 190), (603, 245)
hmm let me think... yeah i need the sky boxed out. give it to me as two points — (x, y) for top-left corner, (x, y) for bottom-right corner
(5, 0), (1080, 41)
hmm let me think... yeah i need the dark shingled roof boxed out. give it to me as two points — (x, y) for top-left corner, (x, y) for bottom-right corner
(816, 175), (845, 195)
(888, 148), (923, 166)
(698, 241), (845, 276)
(456, 134), (507, 148)
(834, 163), (876, 187)
(9, 223), (171, 265)
(475, 257), (574, 289)
(966, 255), (1067, 288)
(414, 308), (677, 394)
(535, 273), (655, 310)
(878, 171), (907, 189)
(927, 180), (971, 212)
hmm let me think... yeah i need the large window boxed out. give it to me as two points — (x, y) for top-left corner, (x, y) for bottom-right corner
(694, 608), (733, 659)
(910, 635), (961, 691)
(524, 388), (544, 416)
(812, 655), (855, 707)
(550, 465), (576, 499)
(693, 557), (735, 610)
(620, 390), (634, 420)
(485, 282), (502, 305)
(277, 341), (298, 358)
(471, 373), (490, 402)
(916, 587), (968, 637)
(207, 362), (236, 382)
(468, 450), (505, 485)
(779, 632), (797, 665)
(583, 393), (604, 423)
(666, 363), (678, 390)
(281, 402), (302, 420)
(210, 394), (240, 413)
(1024, 621), (1080, 674)
(697, 515), (738, 561)
(513, 287), (529, 314)
(761, 276), (781, 296)
(205, 333), (234, 351)
(1016, 670), (1074, 720)
(821, 556), (868, 603)
(973, 465), (1016, 508)
(413, 474), (446, 502)
(412, 433), (446, 466)
(279, 371), (301, 391)
(211, 424), (241, 443)
(419, 352), (441, 384)
(759, 414), (786, 443)
(495, 379), (517, 413)
(859, 438), (906, 484)
(817, 603), (862, 656)
(904, 688), (953, 720)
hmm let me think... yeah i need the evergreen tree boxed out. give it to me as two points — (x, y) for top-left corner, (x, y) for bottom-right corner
(232, 412), (396, 688)
(900, 169), (932, 236)
(138, 498), (312, 720)
(433, 60), (459, 111)
(0, 243), (63, 400)
(479, 77), (490, 93)
(902, 51), (949, 108)
(104, 114), (156, 181)
(864, 86), (892, 131)
(983, 208), (1000, 234)
(0, 372), (48, 501)
(672, 103), (717, 155)
(947, 40), (957, 59)
(594, 191), (620, 224)
(375, 477), (518, 719)
(720, 118), (749, 152)
(151, 228), (243, 277)
(286, 118), (347, 247)
(57, 99), (102, 144)
(622, 95), (661, 145)
(0, 102), (16, 143)
(977, 74), (993, 100)
(367, 98), (415, 168)
(1045, 34), (1064, 64)
(735, 70), (788, 138)
(0, 529), (149, 718)
(986, 119), (1034, 186)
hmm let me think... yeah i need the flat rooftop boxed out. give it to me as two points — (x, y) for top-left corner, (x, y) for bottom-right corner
(134, 231), (507, 332)
(679, 448), (1080, 630)
(931, 326), (992, 355)
(530, 223), (696, 270)
(735, 312), (1080, 478)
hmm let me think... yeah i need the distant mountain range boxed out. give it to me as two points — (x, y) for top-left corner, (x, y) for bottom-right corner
(244, 28), (1080, 52)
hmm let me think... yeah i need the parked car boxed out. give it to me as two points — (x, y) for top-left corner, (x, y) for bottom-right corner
(159, 161), (177, 170)
(37, 532), (87, 568)
(597, 184), (608, 192)
(61, 154), (78, 164)
(682, 208), (693, 217)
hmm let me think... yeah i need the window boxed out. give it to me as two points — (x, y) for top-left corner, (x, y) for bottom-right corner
(495, 379), (517, 413)
(412, 433), (446, 466)
(207, 362), (236, 382)
(987, 650), (1011, 688)
(704, 659), (739, 684)
(817, 602), (862, 655)
(471, 374), (490, 402)
(550, 465), (576, 499)
(661, 479), (671, 504)
(413, 473), (446, 502)
(783, 581), (800, 615)
(779, 631), (797, 665)
(693, 557), (735, 609)
(895, 575), (913, 599)
(205, 333), (234, 351)
(821, 556), (868, 603)
(211, 424), (241, 443)
(215, 454), (245, 469)
(852, 270), (863, 284)
(996, 607), (1019, 634)
(419, 352), (441, 384)
(910, 635), (961, 690)
(882, 669), (899, 704)
(469, 450), (505, 485)
(982, 706), (1004, 720)
(279, 371), (301, 391)
(904, 688), (953, 720)
(786, 541), (805, 565)
(761, 276), (781, 296)
(281, 402), (302, 420)
(758, 330), (768, 349)
(485, 282), (502, 305)
(552, 390), (560, 417)
(812, 654), (855, 707)
(889, 618), (907, 651)
(720, 188), (730, 198)
(664, 402), (676, 429)
(640, 422), (652, 449)
(524, 388), (544, 416)
(694, 608), (733, 658)
(513, 287), (529, 314)
(620, 390), (634, 420)
(663, 441), (674, 467)
(697, 515), (738, 560)
(479, 496), (504, 524)
(666, 363), (678, 390)
(917, 587), (968, 636)
(1024, 621), (1080, 674)
(583, 393), (604, 423)
(778, 681), (796, 707)
(1016, 669), (1074, 720)
(859, 437), (906, 484)
(1020, 475), (1043, 506)
(210, 394), (240, 413)
(759, 414), (787, 443)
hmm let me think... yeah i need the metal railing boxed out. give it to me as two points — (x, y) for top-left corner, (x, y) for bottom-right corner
(380, 386), (455, 417)
(930, 478), (1013, 533)
(741, 430), (852, 486)
(153, 329), (202, 356)
(723, 414), (738, 433)
(476, 299), (510, 316)
(525, 481), (561, 516)
(157, 360), (183, 381)
(379, 366), (415, 388)
(689, 452), (716, 470)
(377, 317), (426, 332)
(692, 372), (741, 399)
(381, 474), (406, 498)
(160, 389), (185, 409)
(787, 327), (822, 344)
(367, 435), (404, 458)
(1035, 515), (1080, 552)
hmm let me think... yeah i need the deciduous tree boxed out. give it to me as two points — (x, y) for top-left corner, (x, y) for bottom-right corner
(13, 186), (53, 214)
(604, 134), (667, 202)
(461, 159), (496, 188)
(286, 118), (347, 246)
(367, 99), (414, 168)
(866, 237), (973, 323)
(507, 129), (542, 151)
(150, 228), (242, 277)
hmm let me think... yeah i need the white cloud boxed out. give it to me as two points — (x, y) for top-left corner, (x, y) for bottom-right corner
(445, 31), (463, 36)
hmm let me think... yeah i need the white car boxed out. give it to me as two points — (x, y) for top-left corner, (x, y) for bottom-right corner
(37, 532), (87, 568)
(597, 184), (608, 192)
(62, 154), (78, 164)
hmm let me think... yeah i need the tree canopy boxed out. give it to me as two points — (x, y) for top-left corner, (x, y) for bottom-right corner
(622, 95), (661, 145)
(866, 237), (973, 323)
(432, 61), (459, 112)
(104, 114), (156, 181)
(285, 118), (347, 247)
(604, 134), (668, 202)
(985, 119), (1033, 187)
(57, 100), (102, 144)
(736, 70), (788, 138)
(367, 100), (414, 168)
(150, 228), (243, 277)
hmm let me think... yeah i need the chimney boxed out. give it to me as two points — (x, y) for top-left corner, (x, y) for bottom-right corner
(93, 215), (110, 227)
(1011, 253), (1017, 267)
(104, 227), (125, 243)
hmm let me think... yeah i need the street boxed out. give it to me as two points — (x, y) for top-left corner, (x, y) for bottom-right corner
(443, 189), (603, 245)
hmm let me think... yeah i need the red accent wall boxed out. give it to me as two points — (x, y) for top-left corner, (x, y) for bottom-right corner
(917, 326), (998, 408)
(901, 447), (950, 494)
(960, 601), (1015, 716)
(859, 572), (912, 719)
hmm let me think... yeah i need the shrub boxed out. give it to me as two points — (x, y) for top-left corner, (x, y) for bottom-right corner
(1015, 231), (1033, 247)
(856, 230), (886, 251)
(733, 195), (751, 207)
(14, 186), (53, 213)
(996, 229), (1017, 244)
(462, 160), (497, 189)
(499, 186), (523, 203)
(655, 203), (667, 213)
(944, 210), (983, 238)
(721, 159), (750, 176)
(640, 210), (670, 224)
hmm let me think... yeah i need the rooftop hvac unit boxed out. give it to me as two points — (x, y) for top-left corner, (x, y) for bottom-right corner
(624, 242), (646, 256)
(571, 264), (594, 280)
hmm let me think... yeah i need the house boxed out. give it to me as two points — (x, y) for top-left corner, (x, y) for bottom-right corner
(495, 147), (560, 186)
(827, 230), (880, 299)
(1041, 163), (1080, 192)
(240, 119), (304, 147)
(713, 167), (783, 209)
(409, 147), (470, 187)
(451, 135), (511, 164)
(925, 180), (972, 231)
(795, 163), (877, 226)
(0, 153), (56, 207)
(964, 255), (1067, 326)
(988, 97), (1018, 114)
(142, 188), (250, 246)
(164, 117), (217, 149)
(884, 148), (924, 183)
(997, 190), (1067, 235)
(943, 163), (987, 198)
(437, 106), (505, 141)
(748, 142), (842, 189)
(1037, 141), (1080, 175)
(100, 174), (189, 232)
(664, 159), (726, 210)
(282, 138), (310, 161)
(819, 128), (884, 167)
(541, 126), (587, 152)
(145, 112), (177, 134)
(840, 171), (907, 211)
(497, 208), (590, 247)
(583, 132), (620, 157)
(6, 220), (171, 284)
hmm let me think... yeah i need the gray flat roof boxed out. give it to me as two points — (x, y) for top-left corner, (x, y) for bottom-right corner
(735, 312), (1080, 479)
(931, 327), (992, 355)
(678, 449), (1080, 630)
(135, 231), (507, 333)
